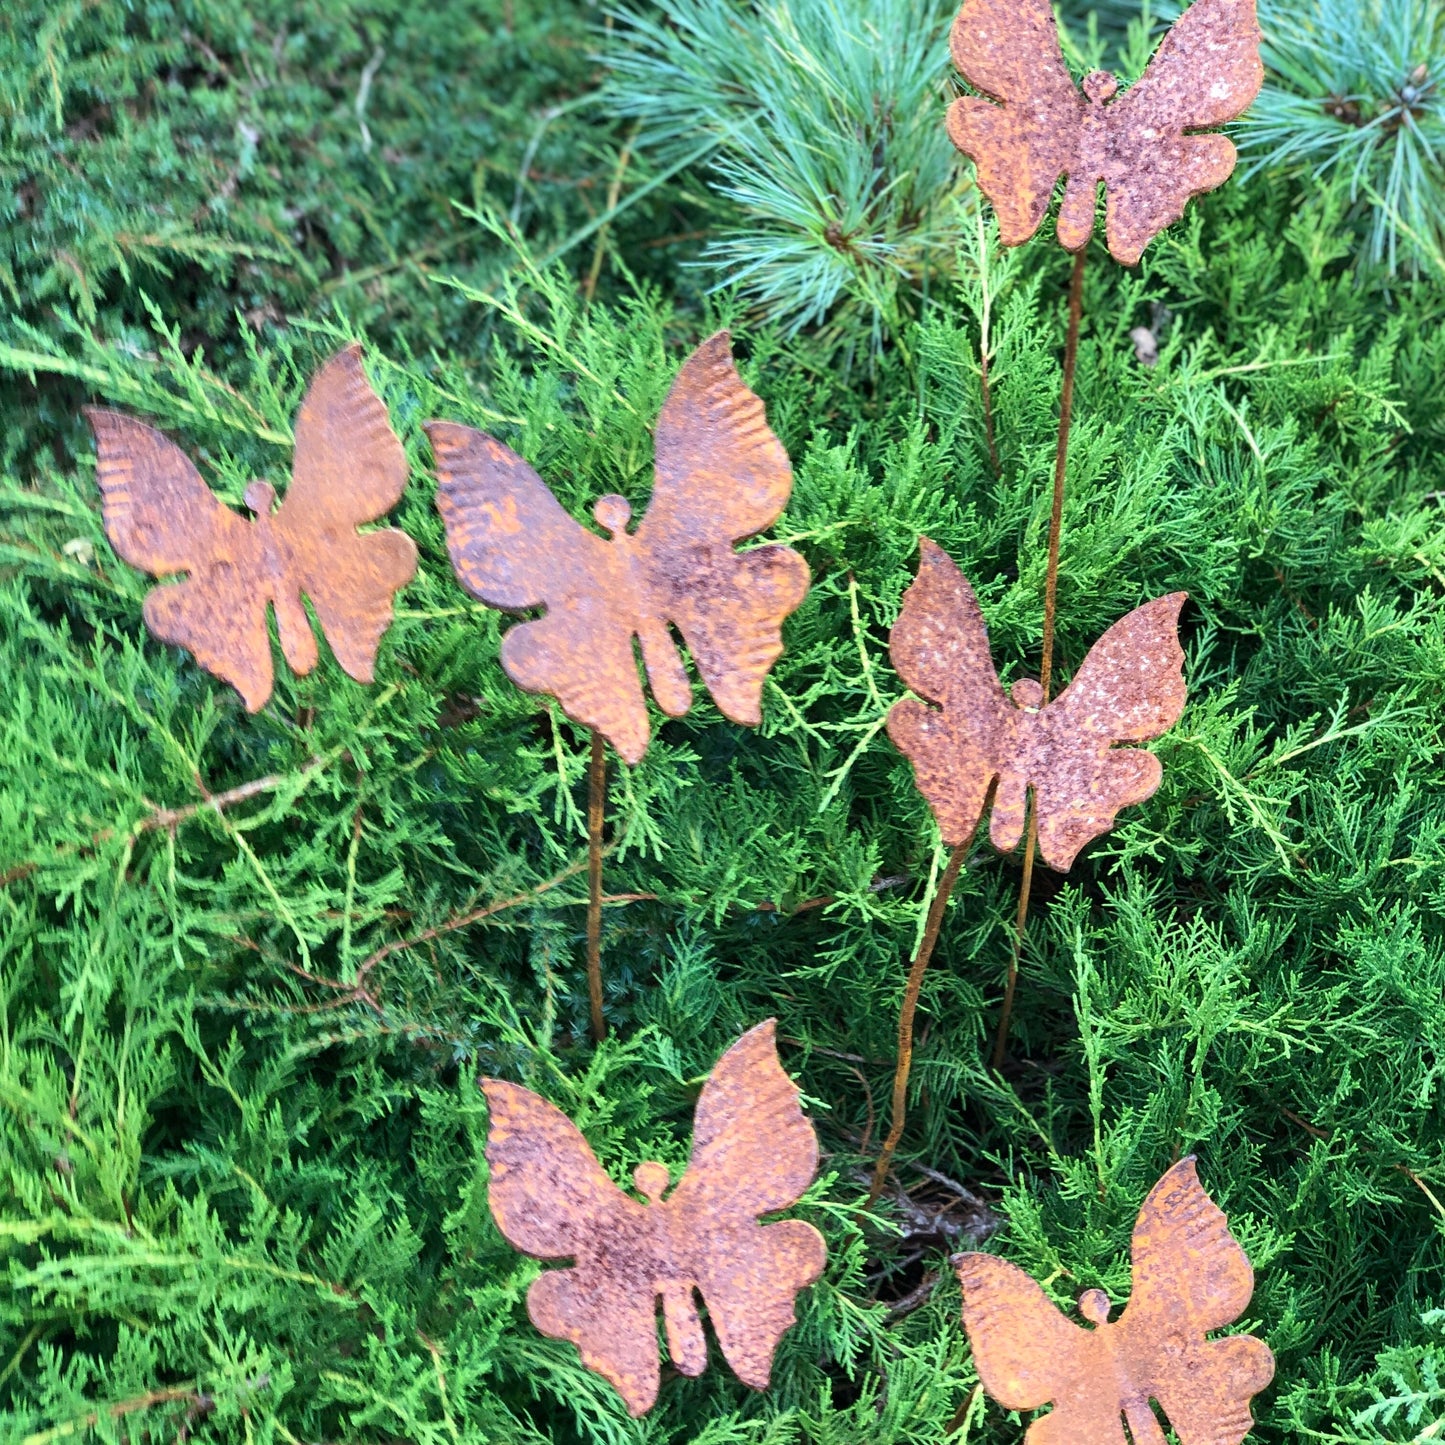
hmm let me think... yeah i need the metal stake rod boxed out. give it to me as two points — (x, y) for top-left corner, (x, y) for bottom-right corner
(992, 246), (1087, 1072)
(868, 839), (970, 1203)
(587, 729), (608, 1043)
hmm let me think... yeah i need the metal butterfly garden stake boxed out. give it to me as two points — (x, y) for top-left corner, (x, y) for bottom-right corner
(483, 1019), (826, 1415)
(429, 332), (809, 1043)
(869, 541), (1187, 1199)
(957, 1157), (1274, 1443)
(86, 344), (417, 712)
(941, 0), (1263, 1069)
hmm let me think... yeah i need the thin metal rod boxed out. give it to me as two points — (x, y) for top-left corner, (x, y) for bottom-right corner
(980, 347), (1001, 478)
(868, 840), (970, 1204)
(1038, 247), (1086, 700)
(992, 246), (1087, 1071)
(586, 730), (608, 1043)
(975, 206), (1001, 478)
(992, 816), (1037, 1071)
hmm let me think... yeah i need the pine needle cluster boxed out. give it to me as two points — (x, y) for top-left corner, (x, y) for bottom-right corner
(603, 0), (968, 355)
(1239, 0), (1445, 277)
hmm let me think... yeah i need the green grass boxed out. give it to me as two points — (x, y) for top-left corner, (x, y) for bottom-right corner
(2, 1), (1445, 1442)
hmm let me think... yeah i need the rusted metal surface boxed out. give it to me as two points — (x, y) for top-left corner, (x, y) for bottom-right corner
(946, 0), (1263, 263)
(887, 540), (1187, 872)
(585, 731), (608, 1044)
(86, 345), (417, 712)
(427, 331), (810, 765)
(956, 1158), (1275, 1445)
(868, 838), (969, 1204)
(482, 1019), (827, 1416)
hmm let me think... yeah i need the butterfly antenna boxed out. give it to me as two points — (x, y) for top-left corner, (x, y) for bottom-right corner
(992, 246), (1086, 1074)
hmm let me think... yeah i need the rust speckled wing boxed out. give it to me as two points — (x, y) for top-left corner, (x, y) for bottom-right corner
(886, 538), (1019, 849)
(946, 0), (1085, 247)
(956, 1160), (1273, 1445)
(946, 0), (1262, 261)
(480, 1077), (663, 1414)
(886, 540), (1186, 871)
(428, 332), (807, 765)
(276, 345), (418, 684)
(86, 408), (275, 711)
(482, 1020), (826, 1417)
(426, 421), (652, 764)
(1100, 0), (1264, 264)
(956, 1254), (1123, 1444)
(1032, 591), (1187, 869)
(1118, 1159), (1276, 1445)
(86, 347), (415, 713)
(668, 1019), (826, 1392)
(635, 331), (811, 728)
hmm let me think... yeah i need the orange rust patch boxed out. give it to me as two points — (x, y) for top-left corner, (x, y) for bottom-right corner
(427, 331), (809, 764)
(482, 1020), (826, 1416)
(946, 0), (1262, 263)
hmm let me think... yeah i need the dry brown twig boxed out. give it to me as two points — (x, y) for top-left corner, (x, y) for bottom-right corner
(1, 760), (327, 889)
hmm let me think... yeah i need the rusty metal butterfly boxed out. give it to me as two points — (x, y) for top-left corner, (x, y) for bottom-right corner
(887, 540), (1186, 871)
(85, 345), (417, 712)
(426, 332), (810, 765)
(482, 1019), (826, 1416)
(946, 0), (1264, 263)
(956, 1157), (1275, 1445)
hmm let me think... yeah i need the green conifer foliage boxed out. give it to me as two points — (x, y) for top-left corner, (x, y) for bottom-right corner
(1239, 0), (1445, 278)
(603, 0), (968, 354)
(0, 0), (643, 464)
(3, 5), (1445, 1445)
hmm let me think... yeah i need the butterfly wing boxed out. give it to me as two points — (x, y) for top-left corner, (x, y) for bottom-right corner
(956, 1253), (1128, 1443)
(666, 1020), (826, 1391)
(481, 1078), (665, 1415)
(1116, 1158), (1276, 1445)
(1100, 0), (1263, 263)
(887, 539), (1021, 848)
(1030, 591), (1186, 870)
(85, 407), (274, 711)
(273, 345), (417, 683)
(946, 0), (1086, 247)
(1142, 1336), (1275, 1445)
(428, 421), (652, 764)
(633, 332), (809, 728)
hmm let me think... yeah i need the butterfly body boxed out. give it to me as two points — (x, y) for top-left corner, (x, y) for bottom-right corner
(968, 1296), (1168, 1445)
(957, 1160), (1274, 1445)
(213, 481), (317, 678)
(585, 492), (697, 718)
(483, 1020), (826, 1415)
(429, 332), (809, 764)
(887, 540), (1186, 871)
(87, 345), (416, 712)
(947, 0), (1262, 263)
